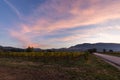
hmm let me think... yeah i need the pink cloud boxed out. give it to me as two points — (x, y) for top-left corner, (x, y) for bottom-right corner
(10, 0), (120, 48)
(52, 25), (120, 46)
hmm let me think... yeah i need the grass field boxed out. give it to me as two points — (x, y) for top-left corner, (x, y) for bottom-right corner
(0, 52), (119, 80)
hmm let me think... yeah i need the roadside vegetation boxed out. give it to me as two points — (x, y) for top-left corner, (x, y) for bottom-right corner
(101, 52), (120, 57)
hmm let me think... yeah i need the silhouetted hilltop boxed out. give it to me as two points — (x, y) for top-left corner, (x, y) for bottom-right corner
(1, 43), (120, 52)
(0, 45), (41, 52)
(69, 43), (120, 51)
(0, 46), (24, 52)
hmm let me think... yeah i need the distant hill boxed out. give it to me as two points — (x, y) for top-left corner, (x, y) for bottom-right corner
(1, 43), (120, 52)
(0, 46), (25, 52)
(69, 43), (120, 52)
(0, 45), (41, 52)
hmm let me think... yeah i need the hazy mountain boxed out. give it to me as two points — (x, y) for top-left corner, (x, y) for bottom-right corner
(0, 46), (41, 52)
(0, 45), (24, 52)
(1, 43), (120, 52)
(69, 43), (120, 52)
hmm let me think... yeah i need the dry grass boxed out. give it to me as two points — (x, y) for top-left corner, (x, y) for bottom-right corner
(0, 52), (119, 80)
(101, 52), (120, 57)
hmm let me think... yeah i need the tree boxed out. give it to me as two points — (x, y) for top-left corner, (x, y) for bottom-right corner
(103, 49), (106, 53)
(26, 46), (34, 52)
(109, 49), (113, 53)
(0, 46), (3, 52)
(87, 48), (97, 53)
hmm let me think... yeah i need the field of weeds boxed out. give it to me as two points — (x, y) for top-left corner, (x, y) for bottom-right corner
(0, 52), (119, 80)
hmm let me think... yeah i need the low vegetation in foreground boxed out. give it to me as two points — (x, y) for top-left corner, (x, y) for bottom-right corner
(0, 51), (119, 80)
(101, 52), (120, 57)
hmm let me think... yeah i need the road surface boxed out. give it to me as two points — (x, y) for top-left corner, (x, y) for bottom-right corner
(93, 53), (120, 70)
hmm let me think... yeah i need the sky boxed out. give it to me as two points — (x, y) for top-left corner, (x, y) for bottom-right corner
(0, 0), (120, 49)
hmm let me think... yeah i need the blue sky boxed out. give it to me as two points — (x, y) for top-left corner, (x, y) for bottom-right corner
(0, 0), (120, 49)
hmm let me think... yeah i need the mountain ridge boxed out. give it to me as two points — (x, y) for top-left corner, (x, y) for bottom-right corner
(69, 43), (120, 51)
(0, 43), (120, 52)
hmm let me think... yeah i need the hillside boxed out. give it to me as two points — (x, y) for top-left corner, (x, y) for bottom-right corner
(1, 43), (120, 52)
(69, 43), (120, 52)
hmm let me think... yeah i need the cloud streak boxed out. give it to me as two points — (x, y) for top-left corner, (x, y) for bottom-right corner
(10, 0), (120, 48)
(3, 0), (22, 19)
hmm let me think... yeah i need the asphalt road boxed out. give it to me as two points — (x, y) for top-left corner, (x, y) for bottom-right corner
(93, 53), (120, 70)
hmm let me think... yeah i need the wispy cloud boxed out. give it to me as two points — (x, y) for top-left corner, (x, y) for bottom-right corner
(3, 0), (22, 19)
(9, 0), (120, 48)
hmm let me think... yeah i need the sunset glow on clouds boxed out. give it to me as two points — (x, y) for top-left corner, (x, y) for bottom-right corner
(0, 0), (120, 49)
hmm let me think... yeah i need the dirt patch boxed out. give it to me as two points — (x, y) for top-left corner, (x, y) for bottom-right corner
(0, 66), (70, 80)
